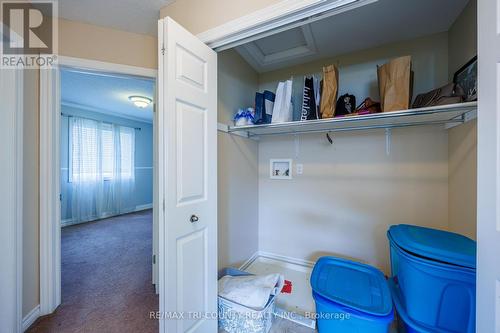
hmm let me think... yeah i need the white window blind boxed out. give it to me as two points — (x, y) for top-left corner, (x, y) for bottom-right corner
(101, 124), (115, 179)
(119, 128), (134, 179)
(69, 117), (135, 182)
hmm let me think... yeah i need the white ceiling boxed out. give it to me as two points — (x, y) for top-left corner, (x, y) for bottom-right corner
(61, 68), (155, 123)
(58, 0), (173, 36)
(236, 0), (470, 73)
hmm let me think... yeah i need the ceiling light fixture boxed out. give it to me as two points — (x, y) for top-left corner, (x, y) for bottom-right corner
(128, 95), (152, 108)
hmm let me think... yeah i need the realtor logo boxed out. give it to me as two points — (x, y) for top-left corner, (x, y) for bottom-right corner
(1, 0), (58, 68)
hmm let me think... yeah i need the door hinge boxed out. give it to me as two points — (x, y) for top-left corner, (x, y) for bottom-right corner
(161, 44), (165, 55)
(162, 199), (165, 212)
(152, 254), (156, 264)
(59, 194), (62, 201)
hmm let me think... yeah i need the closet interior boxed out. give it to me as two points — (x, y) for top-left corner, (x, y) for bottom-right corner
(216, 0), (477, 328)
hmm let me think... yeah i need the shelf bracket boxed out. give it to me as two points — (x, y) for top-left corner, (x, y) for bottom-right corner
(385, 128), (392, 156)
(218, 122), (259, 140)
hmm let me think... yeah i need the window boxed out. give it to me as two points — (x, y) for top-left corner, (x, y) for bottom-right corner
(101, 124), (115, 179)
(69, 117), (135, 182)
(119, 128), (134, 179)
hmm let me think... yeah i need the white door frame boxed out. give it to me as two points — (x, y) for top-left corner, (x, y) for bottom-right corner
(0, 66), (24, 332)
(196, 0), (376, 50)
(476, 0), (499, 330)
(39, 56), (157, 316)
(1, 22), (23, 332)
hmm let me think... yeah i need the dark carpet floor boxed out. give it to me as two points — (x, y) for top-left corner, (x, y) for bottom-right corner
(28, 210), (159, 333)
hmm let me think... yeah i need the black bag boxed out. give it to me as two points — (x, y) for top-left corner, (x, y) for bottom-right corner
(335, 94), (356, 116)
(301, 76), (318, 120)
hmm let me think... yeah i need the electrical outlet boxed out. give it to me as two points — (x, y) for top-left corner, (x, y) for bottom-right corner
(296, 164), (303, 175)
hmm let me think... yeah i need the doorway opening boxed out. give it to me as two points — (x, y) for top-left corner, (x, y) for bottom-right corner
(33, 61), (159, 332)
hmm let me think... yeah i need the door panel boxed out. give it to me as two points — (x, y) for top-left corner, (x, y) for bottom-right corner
(158, 17), (218, 333)
(176, 228), (208, 331)
(176, 100), (207, 204)
(176, 45), (207, 91)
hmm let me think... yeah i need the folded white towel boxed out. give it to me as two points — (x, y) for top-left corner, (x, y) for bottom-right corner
(218, 273), (284, 310)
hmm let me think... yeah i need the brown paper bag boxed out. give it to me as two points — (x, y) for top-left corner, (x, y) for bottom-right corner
(320, 64), (339, 118)
(377, 56), (412, 112)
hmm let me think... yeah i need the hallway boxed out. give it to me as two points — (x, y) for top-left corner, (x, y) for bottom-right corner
(28, 210), (158, 332)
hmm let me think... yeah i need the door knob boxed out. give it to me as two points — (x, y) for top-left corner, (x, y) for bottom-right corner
(190, 215), (199, 223)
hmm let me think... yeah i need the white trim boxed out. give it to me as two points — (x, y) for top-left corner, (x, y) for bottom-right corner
(0, 51), (24, 332)
(238, 25), (317, 72)
(58, 56), (157, 79)
(39, 56), (157, 317)
(239, 251), (315, 271)
(136, 203), (153, 211)
(39, 65), (61, 315)
(61, 101), (153, 124)
(60, 204), (153, 227)
(157, 19), (166, 332)
(197, 0), (377, 50)
(15, 65), (24, 333)
(22, 305), (40, 332)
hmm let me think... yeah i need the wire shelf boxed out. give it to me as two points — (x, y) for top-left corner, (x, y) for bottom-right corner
(227, 102), (477, 137)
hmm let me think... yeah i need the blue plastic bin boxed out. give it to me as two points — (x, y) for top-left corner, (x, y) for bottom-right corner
(310, 257), (394, 333)
(387, 225), (476, 333)
(388, 278), (457, 333)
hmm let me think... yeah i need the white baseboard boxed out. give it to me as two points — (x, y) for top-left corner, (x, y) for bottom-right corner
(61, 203), (153, 227)
(22, 305), (40, 332)
(135, 203), (153, 211)
(239, 251), (315, 270)
(238, 251), (316, 330)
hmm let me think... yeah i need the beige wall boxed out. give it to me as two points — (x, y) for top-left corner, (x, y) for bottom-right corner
(23, 69), (40, 317)
(160, 0), (282, 35)
(58, 19), (157, 69)
(448, 0), (477, 239)
(259, 127), (449, 274)
(448, 120), (477, 239)
(448, 0), (477, 79)
(217, 50), (260, 269)
(259, 32), (449, 99)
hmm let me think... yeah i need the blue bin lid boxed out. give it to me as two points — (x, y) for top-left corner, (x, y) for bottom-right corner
(310, 256), (392, 317)
(388, 224), (476, 269)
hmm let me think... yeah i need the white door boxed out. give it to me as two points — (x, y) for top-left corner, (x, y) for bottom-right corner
(477, 1), (500, 332)
(158, 17), (218, 333)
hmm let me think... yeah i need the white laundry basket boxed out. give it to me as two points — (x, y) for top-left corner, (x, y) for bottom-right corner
(218, 268), (276, 333)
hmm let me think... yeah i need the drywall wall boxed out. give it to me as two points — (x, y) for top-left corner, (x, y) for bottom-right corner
(448, 120), (476, 239)
(448, 0), (477, 80)
(448, 0), (477, 239)
(59, 18), (157, 69)
(257, 33), (451, 274)
(259, 32), (449, 102)
(217, 49), (260, 269)
(160, 0), (282, 35)
(23, 69), (40, 317)
(259, 127), (449, 274)
(60, 107), (153, 225)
